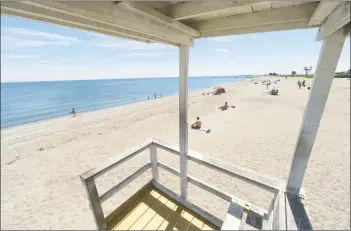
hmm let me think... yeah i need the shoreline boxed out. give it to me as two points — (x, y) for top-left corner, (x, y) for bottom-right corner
(1, 79), (245, 131)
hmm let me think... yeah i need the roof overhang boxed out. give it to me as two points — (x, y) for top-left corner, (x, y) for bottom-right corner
(1, 1), (350, 46)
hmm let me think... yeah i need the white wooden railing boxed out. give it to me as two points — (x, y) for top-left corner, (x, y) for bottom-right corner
(80, 139), (309, 230)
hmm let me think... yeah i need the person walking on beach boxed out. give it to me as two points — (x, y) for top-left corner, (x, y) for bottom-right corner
(71, 108), (76, 117)
(266, 81), (271, 89)
(154, 93), (157, 99)
(298, 80), (301, 89)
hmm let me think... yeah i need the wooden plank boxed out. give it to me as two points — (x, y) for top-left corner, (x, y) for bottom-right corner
(152, 180), (222, 228)
(308, 1), (340, 26)
(190, 216), (205, 230)
(179, 45), (189, 199)
(287, 25), (348, 195)
(158, 161), (266, 217)
(143, 198), (177, 230)
(200, 20), (317, 38)
(221, 200), (244, 230)
(285, 193), (312, 230)
(0, 2), (179, 46)
(99, 163), (151, 203)
(0, 8), (152, 44)
(1, 1), (193, 46)
(120, 1), (200, 37)
(187, 150), (284, 192)
(106, 181), (152, 229)
(153, 138), (284, 192)
(113, 190), (161, 230)
(80, 177), (107, 230)
(80, 140), (151, 180)
(316, 2), (350, 40)
(128, 190), (168, 230)
(150, 144), (159, 182)
(272, 191), (286, 230)
(174, 210), (195, 230)
(194, 3), (318, 32)
(168, 1), (274, 20)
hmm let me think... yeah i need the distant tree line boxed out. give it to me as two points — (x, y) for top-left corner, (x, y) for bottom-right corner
(268, 72), (278, 76)
(267, 67), (350, 78)
(335, 69), (351, 78)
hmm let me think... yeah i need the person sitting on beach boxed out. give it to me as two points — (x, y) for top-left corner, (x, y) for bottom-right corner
(191, 117), (202, 129)
(219, 102), (229, 111)
(71, 108), (76, 117)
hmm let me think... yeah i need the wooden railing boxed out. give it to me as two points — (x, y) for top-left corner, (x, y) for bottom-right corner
(80, 138), (303, 230)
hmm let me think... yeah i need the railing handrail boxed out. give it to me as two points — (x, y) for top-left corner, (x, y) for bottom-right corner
(80, 139), (152, 180)
(152, 138), (285, 192)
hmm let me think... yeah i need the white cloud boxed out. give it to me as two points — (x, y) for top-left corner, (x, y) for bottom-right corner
(2, 27), (81, 42)
(1, 54), (40, 60)
(125, 52), (164, 57)
(215, 48), (229, 53)
(1, 36), (71, 48)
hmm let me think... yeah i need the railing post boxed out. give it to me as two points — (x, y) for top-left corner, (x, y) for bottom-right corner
(149, 144), (159, 181)
(179, 44), (189, 199)
(80, 177), (107, 230)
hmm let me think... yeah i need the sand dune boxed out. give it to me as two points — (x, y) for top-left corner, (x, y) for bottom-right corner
(1, 77), (350, 229)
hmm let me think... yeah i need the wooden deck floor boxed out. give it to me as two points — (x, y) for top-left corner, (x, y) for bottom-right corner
(106, 185), (218, 230)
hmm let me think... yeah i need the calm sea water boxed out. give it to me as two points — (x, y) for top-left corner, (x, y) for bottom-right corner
(1, 76), (247, 129)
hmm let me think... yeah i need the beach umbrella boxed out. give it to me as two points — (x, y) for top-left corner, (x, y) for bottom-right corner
(213, 86), (225, 90)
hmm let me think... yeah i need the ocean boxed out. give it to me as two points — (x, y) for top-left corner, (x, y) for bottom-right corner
(1, 76), (247, 129)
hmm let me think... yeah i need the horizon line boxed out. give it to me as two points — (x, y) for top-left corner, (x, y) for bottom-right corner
(1, 75), (257, 83)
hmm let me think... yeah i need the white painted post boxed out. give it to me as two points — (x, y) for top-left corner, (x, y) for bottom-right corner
(179, 44), (189, 199)
(286, 26), (348, 195)
(149, 144), (159, 181)
(80, 177), (107, 230)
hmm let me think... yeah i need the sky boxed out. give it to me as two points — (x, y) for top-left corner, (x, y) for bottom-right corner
(1, 15), (350, 82)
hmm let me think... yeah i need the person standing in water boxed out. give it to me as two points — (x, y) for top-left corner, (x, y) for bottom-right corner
(71, 108), (76, 117)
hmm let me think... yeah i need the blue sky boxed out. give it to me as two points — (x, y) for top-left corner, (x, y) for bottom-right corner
(1, 15), (350, 82)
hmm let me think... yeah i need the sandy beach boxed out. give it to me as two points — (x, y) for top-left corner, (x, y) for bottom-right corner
(1, 77), (350, 230)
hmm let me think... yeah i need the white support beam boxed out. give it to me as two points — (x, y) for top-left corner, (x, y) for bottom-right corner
(316, 2), (350, 41)
(200, 20), (317, 38)
(286, 25), (348, 195)
(308, 1), (340, 26)
(168, 1), (264, 20)
(1, 1), (193, 46)
(120, 2), (200, 37)
(194, 3), (318, 32)
(179, 45), (189, 199)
